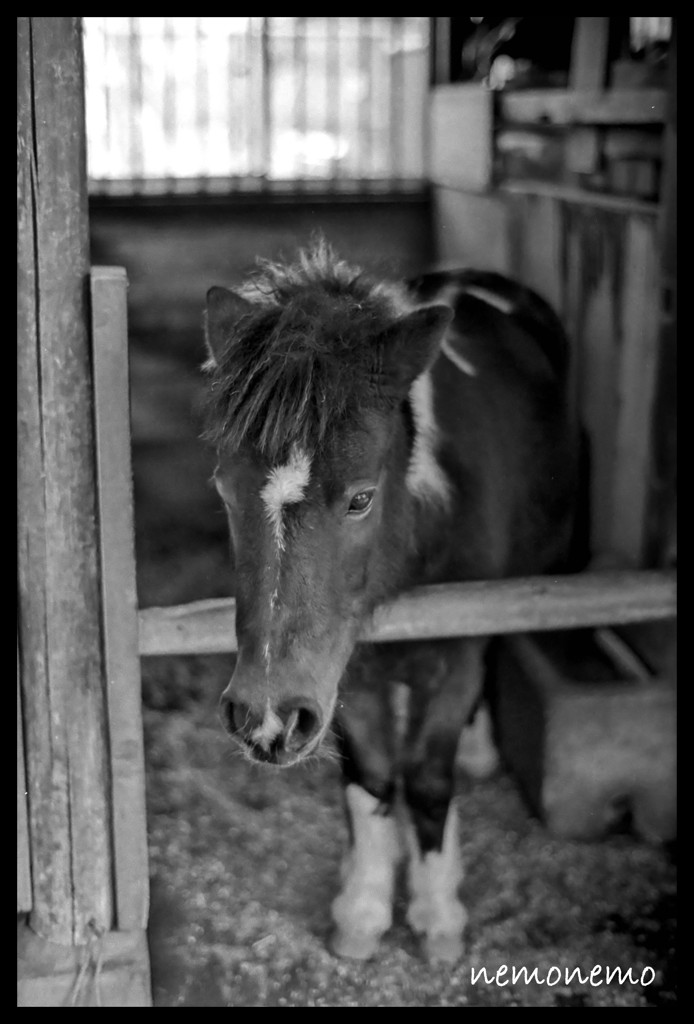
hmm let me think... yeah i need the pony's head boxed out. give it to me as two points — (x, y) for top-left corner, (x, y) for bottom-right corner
(204, 244), (452, 765)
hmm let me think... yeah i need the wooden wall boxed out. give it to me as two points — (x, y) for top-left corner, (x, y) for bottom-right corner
(428, 20), (676, 570)
(90, 196), (434, 359)
(433, 184), (663, 568)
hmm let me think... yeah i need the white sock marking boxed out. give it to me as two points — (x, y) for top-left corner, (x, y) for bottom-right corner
(406, 370), (451, 507)
(259, 446), (311, 674)
(407, 801), (467, 939)
(456, 701), (500, 778)
(332, 784), (401, 944)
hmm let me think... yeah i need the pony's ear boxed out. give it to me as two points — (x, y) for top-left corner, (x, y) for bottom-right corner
(380, 305), (454, 391)
(204, 286), (254, 365)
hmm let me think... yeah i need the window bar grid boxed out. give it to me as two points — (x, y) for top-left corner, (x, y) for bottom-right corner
(327, 18), (341, 182)
(260, 18), (271, 186)
(356, 17), (373, 185)
(162, 18), (177, 187)
(293, 16), (308, 188)
(194, 18), (209, 192)
(389, 17), (404, 186)
(127, 17), (144, 181)
(102, 19), (112, 179)
(227, 27), (243, 185)
(84, 17), (430, 196)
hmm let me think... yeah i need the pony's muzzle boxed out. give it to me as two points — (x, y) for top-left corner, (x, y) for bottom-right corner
(219, 692), (323, 765)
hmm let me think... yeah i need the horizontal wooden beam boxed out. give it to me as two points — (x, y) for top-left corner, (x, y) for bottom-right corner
(138, 570), (676, 657)
(499, 180), (658, 216)
(499, 88), (666, 126)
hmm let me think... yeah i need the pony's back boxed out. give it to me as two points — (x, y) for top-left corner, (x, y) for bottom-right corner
(410, 268), (571, 384)
(407, 268), (582, 583)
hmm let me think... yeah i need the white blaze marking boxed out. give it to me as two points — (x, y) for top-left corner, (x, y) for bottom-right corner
(260, 446), (311, 552)
(250, 701), (284, 750)
(332, 785), (401, 950)
(259, 446), (311, 674)
(407, 801), (467, 939)
(406, 370), (451, 507)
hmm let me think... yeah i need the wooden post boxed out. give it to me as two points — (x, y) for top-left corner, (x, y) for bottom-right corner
(645, 20), (677, 567)
(17, 640), (32, 914)
(17, 17), (113, 946)
(570, 18), (610, 91)
(91, 267), (149, 933)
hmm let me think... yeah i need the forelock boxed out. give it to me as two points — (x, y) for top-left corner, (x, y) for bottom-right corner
(203, 244), (412, 462)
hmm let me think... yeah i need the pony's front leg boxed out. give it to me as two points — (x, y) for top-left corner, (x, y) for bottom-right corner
(403, 638), (487, 963)
(331, 658), (401, 960)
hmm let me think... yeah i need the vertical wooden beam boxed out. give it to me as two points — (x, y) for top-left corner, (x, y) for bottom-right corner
(17, 16), (113, 945)
(645, 19), (677, 567)
(431, 17), (451, 86)
(570, 18), (610, 91)
(611, 216), (660, 564)
(17, 640), (32, 914)
(91, 267), (150, 932)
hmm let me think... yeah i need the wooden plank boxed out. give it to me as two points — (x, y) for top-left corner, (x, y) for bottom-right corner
(500, 179), (657, 216)
(500, 88), (667, 126)
(504, 190), (563, 312)
(566, 209), (622, 558)
(138, 571), (676, 656)
(429, 84), (494, 191)
(566, 128), (600, 174)
(18, 17), (113, 945)
(644, 21), (676, 568)
(17, 641), (32, 913)
(432, 17), (452, 85)
(433, 187), (509, 272)
(91, 268), (149, 932)
(539, 196), (659, 561)
(17, 14), (73, 944)
(610, 216), (660, 563)
(569, 18), (610, 91)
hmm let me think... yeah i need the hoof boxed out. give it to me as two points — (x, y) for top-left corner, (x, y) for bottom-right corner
(423, 932), (465, 964)
(330, 927), (382, 961)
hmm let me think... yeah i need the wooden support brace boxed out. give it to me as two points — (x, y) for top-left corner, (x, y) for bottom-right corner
(91, 267), (149, 933)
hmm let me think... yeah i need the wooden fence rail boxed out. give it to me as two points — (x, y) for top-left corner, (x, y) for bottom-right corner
(138, 569), (676, 657)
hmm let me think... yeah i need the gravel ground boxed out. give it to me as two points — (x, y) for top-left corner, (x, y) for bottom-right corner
(141, 646), (676, 1008)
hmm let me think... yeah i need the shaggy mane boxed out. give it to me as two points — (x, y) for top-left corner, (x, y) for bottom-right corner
(204, 242), (412, 462)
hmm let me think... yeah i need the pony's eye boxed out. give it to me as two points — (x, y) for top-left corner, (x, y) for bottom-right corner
(347, 489), (375, 516)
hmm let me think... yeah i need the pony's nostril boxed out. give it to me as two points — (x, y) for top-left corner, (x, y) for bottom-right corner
(282, 700), (322, 752)
(219, 696), (251, 736)
(219, 695), (234, 734)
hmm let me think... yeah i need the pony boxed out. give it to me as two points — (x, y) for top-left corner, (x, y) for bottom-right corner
(202, 242), (581, 963)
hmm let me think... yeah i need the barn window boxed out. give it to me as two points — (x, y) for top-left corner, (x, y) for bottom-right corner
(83, 17), (430, 196)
